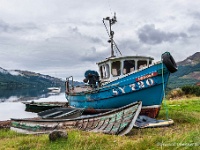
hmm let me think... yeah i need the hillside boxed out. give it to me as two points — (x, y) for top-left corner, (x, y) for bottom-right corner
(0, 67), (64, 90)
(167, 52), (200, 90)
(0, 67), (84, 100)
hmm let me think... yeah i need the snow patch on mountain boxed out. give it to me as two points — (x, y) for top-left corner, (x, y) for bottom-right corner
(0, 67), (9, 74)
(9, 70), (23, 76)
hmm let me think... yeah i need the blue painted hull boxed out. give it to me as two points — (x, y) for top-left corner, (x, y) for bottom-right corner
(66, 63), (170, 111)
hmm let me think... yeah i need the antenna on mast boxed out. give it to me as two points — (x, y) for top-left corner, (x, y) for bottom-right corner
(103, 12), (117, 57)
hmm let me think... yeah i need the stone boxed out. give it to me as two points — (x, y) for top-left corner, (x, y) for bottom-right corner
(49, 130), (68, 141)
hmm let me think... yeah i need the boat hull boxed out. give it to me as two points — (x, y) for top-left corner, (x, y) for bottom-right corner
(66, 63), (170, 118)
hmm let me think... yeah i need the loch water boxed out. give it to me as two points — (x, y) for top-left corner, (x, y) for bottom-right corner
(0, 92), (67, 121)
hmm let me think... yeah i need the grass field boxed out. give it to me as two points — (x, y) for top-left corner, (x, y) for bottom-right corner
(0, 97), (199, 150)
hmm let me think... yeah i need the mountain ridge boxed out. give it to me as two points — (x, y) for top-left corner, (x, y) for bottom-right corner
(168, 52), (200, 90)
(177, 52), (200, 66)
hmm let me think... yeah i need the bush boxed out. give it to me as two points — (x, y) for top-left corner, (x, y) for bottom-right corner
(167, 88), (184, 99)
(181, 85), (200, 96)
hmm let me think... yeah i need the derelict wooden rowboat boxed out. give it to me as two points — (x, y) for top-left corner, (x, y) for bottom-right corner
(23, 101), (68, 113)
(11, 101), (142, 136)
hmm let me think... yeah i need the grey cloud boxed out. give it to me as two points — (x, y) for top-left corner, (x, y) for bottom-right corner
(0, 24), (105, 72)
(137, 24), (188, 45)
(80, 47), (108, 62)
(0, 20), (8, 32)
(188, 24), (200, 34)
(0, 20), (38, 33)
(117, 39), (141, 53)
(67, 26), (102, 44)
(0, 20), (20, 32)
(80, 47), (99, 62)
(190, 11), (200, 20)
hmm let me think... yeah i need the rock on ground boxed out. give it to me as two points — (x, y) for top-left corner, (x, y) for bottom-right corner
(49, 130), (68, 141)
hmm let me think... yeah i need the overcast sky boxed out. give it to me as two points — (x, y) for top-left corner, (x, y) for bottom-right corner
(0, 0), (200, 81)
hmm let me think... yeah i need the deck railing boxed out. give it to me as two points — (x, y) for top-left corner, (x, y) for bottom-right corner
(65, 76), (74, 94)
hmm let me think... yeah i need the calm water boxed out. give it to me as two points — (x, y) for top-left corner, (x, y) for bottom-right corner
(0, 93), (67, 121)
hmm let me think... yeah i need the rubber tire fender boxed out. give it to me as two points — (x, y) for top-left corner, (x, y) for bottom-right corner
(162, 52), (178, 73)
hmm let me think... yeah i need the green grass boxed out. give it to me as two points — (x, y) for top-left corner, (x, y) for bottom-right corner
(0, 97), (199, 150)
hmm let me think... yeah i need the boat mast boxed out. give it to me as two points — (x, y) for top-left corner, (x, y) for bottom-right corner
(103, 13), (117, 57)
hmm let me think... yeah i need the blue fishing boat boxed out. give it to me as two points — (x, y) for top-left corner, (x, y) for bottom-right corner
(65, 14), (177, 118)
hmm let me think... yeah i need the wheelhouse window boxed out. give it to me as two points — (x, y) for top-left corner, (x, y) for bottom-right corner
(149, 60), (152, 65)
(111, 61), (121, 76)
(138, 60), (147, 69)
(123, 60), (135, 74)
(100, 64), (110, 79)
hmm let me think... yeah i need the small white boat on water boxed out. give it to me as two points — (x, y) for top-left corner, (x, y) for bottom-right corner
(47, 87), (61, 93)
